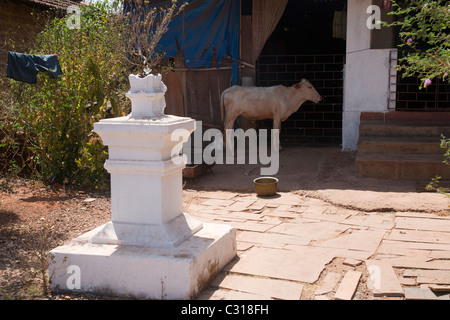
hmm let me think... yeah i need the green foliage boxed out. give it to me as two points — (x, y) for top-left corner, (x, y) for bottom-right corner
(440, 135), (450, 166)
(387, 1), (450, 202)
(3, 2), (130, 188)
(427, 135), (450, 202)
(1, 0), (184, 190)
(386, 0), (450, 88)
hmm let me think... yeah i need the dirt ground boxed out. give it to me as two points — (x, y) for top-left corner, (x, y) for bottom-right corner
(0, 146), (448, 300)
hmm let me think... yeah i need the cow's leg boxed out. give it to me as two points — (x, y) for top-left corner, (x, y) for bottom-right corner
(224, 112), (238, 152)
(224, 114), (237, 131)
(272, 118), (282, 151)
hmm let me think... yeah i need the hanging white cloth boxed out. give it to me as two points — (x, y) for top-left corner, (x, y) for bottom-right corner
(251, 0), (289, 64)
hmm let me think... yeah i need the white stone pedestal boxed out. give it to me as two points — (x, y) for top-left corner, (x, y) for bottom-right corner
(49, 222), (235, 299)
(48, 74), (236, 299)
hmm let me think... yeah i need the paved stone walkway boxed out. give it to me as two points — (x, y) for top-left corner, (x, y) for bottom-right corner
(183, 190), (450, 300)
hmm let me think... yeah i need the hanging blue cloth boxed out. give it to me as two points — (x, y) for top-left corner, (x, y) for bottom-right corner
(6, 51), (63, 84)
(128, 0), (240, 85)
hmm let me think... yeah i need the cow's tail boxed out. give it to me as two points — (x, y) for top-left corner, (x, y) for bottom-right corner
(220, 89), (226, 132)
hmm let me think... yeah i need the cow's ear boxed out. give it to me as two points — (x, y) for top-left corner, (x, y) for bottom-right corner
(293, 83), (302, 89)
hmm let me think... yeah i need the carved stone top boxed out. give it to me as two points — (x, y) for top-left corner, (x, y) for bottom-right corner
(126, 73), (168, 118)
(128, 73), (167, 94)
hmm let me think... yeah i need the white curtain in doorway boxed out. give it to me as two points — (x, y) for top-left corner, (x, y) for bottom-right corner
(252, 0), (289, 64)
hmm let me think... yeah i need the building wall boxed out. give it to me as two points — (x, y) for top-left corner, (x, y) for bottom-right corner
(396, 75), (450, 111)
(342, 0), (397, 151)
(0, 1), (47, 88)
(342, 47), (396, 150)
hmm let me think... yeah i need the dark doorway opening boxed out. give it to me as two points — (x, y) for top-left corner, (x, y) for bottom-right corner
(256, 0), (347, 146)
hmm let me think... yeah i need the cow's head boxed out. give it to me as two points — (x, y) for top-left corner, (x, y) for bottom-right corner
(293, 79), (322, 104)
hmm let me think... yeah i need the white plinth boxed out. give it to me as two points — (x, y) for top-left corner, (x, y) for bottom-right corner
(48, 74), (237, 299)
(91, 114), (200, 248)
(49, 223), (236, 299)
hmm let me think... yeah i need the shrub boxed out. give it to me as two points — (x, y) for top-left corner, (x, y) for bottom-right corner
(426, 135), (450, 204)
(387, 0), (450, 88)
(2, 3), (130, 188)
(1, 0), (186, 189)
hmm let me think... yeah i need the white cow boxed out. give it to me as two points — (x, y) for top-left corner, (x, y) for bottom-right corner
(220, 79), (322, 149)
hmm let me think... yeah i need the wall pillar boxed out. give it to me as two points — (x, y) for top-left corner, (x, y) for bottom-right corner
(342, 0), (396, 151)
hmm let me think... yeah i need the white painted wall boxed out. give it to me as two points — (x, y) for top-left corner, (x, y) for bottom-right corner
(346, 0), (371, 53)
(343, 48), (394, 150)
(342, 0), (396, 151)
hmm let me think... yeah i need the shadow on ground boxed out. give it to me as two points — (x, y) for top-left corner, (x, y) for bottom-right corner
(183, 146), (449, 213)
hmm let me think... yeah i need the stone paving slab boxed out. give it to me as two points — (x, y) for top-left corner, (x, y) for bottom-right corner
(399, 277), (416, 286)
(314, 272), (341, 296)
(185, 190), (450, 300)
(428, 284), (450, 292)
(237, 231), (311, 248)
(377, 243), (431, 257)
(300, 211), (352, 223)
(383, 256), (450, 270)
(386, 229), (450, 244)
(403, 269), (450, 285)
(429, 250), (450, 260)
(366, 260), (404, 297)
(225, 221), (277, 233)
(201, 198), (236, 207)
(197, 288), (273, 300)
(226, 200), (257, 212)
(237, 242), (254, 251)
(404, 288), (450, 300)
(314, 294), (330, 300)
(269, 220), (349, 242)
(343, 258), (363, 267)
(226, 246), (334, 283)
(312, 229), (387, 252)
(334, 271), (362, 300)
(286, 245), (373, 261)
(396, 216), (450, 233)
(212, 273), (303, 300)
(220, 211), (266, 222)
(340, 214), (395, 230)
(260, 208), (298, 219)
(197, 191), (239, 200)
(395, 211), (450, 220)
(247, 201), (267, 211)
(380, 239), (450, 252)
(255, 193), (304, 205)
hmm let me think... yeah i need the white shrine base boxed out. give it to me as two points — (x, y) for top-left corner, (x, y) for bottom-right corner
(49, 222), (236, 300)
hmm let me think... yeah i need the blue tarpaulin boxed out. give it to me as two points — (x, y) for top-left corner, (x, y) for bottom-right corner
(136, 0), (240, 84)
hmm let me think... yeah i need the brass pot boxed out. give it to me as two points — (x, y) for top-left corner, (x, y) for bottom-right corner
(253, 177), (278, 197)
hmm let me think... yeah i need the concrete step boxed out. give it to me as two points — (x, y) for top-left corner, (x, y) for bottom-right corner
(359, 122), (450, 139)
(360, 111), (450, 123)
(356, 112), (450, 180)
(356, 153), (450, 180)
(357, 136), (444, 155)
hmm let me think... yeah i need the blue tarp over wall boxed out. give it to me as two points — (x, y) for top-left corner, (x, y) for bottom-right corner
(146, 0), (240, 85)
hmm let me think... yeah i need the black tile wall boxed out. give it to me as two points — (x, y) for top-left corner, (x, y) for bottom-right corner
(396, 75), (450, 111)
(256, 54), (345, 146)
